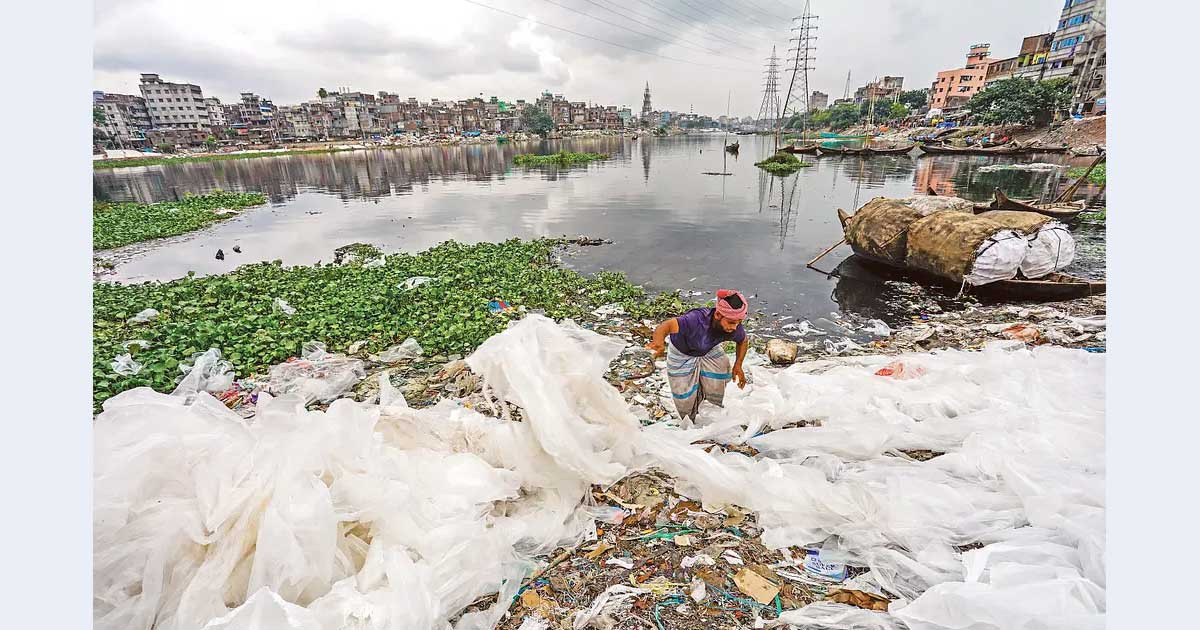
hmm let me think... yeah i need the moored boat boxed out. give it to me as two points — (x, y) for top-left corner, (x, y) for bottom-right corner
(817, 145), (867, 156)
(781, 143), (819, 154)
(866, 144), (915, 155)
(988, 188), (1088, 221)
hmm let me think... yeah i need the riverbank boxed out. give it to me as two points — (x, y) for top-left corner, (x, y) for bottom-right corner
(93, 191), (266, 250)
(92, 128), (640, 169)
(853, 115), (1106, 151)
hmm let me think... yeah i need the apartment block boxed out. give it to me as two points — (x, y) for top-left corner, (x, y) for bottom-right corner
(138, 73), (210, 130)
(930, 44), (993, 110)
(94, 92), (151, 144)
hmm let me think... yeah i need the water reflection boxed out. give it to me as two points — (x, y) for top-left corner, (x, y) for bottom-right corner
(93, 134), (1106, 327)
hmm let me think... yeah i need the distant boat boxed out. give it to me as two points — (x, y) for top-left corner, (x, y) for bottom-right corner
(725, 141), (740, 154)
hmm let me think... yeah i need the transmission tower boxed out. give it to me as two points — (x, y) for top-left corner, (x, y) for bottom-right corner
(755, 46), (781, 132)
(782, 1), (818, 126)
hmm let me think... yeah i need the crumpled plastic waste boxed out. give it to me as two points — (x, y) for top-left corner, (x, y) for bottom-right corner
(273, 297), (297, 316)
(93, 315), (1105, 630)
(121, 339), (150, 352)
(127, 308), (159, 324)
(110, 353), (142, 376)
(369, 338), (423, 362)
(591, 303), (625, 317)
(267, 341), (366, 404)
(400, 276), (434, 290)
(172, 348), (235, 401)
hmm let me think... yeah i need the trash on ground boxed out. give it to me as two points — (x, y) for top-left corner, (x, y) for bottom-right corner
(266, 341), (366, 403)
(826, 588), (891, 611)
(488, 299), (515, 314)
(272, 297), (296, 316)
(369, 337), (424, 362)
(127, 308), (158, 324)
(400, 275), (434, 290)
(110, 353), (142, 375)
(734, 567), (782, 605)
(766, 339), (799, 365)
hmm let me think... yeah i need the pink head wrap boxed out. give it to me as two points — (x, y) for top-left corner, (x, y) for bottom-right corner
(715, 289), (748, 320)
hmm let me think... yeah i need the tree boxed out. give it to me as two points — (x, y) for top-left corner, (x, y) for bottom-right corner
(826, 103), (861, 130)
(898, 89), (929, 111)
(518, 107), (555, 136)
(318, 88), (328, 99)
(809, 109), (832, 128)
(93, 105), (107, 127)
(204, 135), (218, 150)
(965, 78), (1072, 126)
(887, 102), (911, 121)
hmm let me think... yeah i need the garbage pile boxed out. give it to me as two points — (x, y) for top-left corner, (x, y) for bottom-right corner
(94, 314), (1105, 630)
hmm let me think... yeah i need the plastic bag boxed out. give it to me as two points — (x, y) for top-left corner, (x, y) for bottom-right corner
(173, 348), (235, 399)
(1019, 222), (1076, 279)
(266, 342), (365, 404)
(369, 338), (423, 362)
(127, 308), (159, 324)
(111, 353), (142, 376)
(400, 276), (434, 290)
(273, 297), (297, 316)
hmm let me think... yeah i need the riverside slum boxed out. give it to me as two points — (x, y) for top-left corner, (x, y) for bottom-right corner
(94, 284), (1105, 629)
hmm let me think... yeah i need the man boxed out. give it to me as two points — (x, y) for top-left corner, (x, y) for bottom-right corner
(645, 289), (749, 422)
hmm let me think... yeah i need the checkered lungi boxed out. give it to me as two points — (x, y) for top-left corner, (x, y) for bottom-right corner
(666, 339), (732, 420)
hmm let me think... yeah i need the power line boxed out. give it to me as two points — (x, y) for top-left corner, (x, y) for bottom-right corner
(568, 0), (756, 62)
(459, 0), (754, 71)
(735, 0), (793, 22)
(684, 0), (775, 31)
(640, 0), (767, 44)
(609, 0), (755, 50)
(535, 0), (742, 62)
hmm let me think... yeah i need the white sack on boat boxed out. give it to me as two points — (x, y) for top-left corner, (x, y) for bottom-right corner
(1019, 222), (1076, 278)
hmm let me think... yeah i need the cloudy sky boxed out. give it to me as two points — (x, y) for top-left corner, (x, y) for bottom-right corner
(94, 0), (1062, 117)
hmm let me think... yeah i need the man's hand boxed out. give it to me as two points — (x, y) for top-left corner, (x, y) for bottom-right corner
(733, 365), (746, 389)
(645, 339), (666, 358)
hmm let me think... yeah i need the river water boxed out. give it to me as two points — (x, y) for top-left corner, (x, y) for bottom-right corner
(93, 134), (1106, 328)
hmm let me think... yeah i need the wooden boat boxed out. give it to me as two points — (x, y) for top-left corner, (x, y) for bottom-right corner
(866, 144), (915, 155)
(817, 145), (867, 156)
(724, 141), (740, 154)
(918, 143), (1021, 155)
(1015, 144), (1069, 154)
(835, 208), (1105, 301)
(781, 143), (819, 154)
(990, 189), (1087, 221)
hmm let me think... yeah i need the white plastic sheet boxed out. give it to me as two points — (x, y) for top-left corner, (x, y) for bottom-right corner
(94, 315), (1105, 629)
(267, 342), (366, 404)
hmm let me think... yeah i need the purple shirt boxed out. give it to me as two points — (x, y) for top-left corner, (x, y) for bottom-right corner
(669, 308), (746, 357)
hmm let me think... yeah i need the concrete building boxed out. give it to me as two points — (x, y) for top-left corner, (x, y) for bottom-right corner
(1045, 0), (1103, 81)
(985, 56), (1020, 86)
(94, 92), (150, 145)
(854, 77), (903, 104)
(930, 44), (993, 110)
(809, 91), (829, 111)
(1012, 33), (1055, 80)
(138, 73), (210, 130)
(203, 97), (227, 130)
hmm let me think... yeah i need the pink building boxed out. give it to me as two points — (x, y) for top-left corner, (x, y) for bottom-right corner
(930, 44), (993, 110)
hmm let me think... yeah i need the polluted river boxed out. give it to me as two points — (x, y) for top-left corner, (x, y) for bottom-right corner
(93, 134), (1105, 334)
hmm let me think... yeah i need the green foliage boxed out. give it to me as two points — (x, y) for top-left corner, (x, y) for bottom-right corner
(519, 107), (555, 136)
(966, 78), (1072, 126)
(809, 109), (832, 128)
(1078, 208), (1106, 223)
(1067, 163), (1106, 185)
(318, 87), (328, 99)
(888, 102), (911, 120)
(513, 151), (609, 166)
(92, 239), (694, 409)
(755, 151), (811, 175)
(93, 191), (267, 250)
(94, 147), (356, 169)
(899, 89), (929, 111)
(827, 103), (862, 131)
(93, 106), (107, 126)
(155, 144), (176, 155)
(204, 135), (218, 150)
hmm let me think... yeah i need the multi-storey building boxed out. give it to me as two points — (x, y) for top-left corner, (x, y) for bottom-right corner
(809, 91), (829, 111)
(203, 97), (227, 131)
(985, 56), (1020, 86)
(854, 77), (903, 104)
(94, 92), (151, 145)
(138, 74), (210, 130)
(1045, 0), (1102, 81)
(1012, 33), (1055, 80)
(930, 44), (993, 110)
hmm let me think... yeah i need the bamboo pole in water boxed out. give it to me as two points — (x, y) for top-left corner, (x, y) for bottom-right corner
(1054, 153), (1105, 203)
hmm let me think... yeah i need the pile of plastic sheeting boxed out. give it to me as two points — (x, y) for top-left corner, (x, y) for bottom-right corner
(94, 315), (1104, 630)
